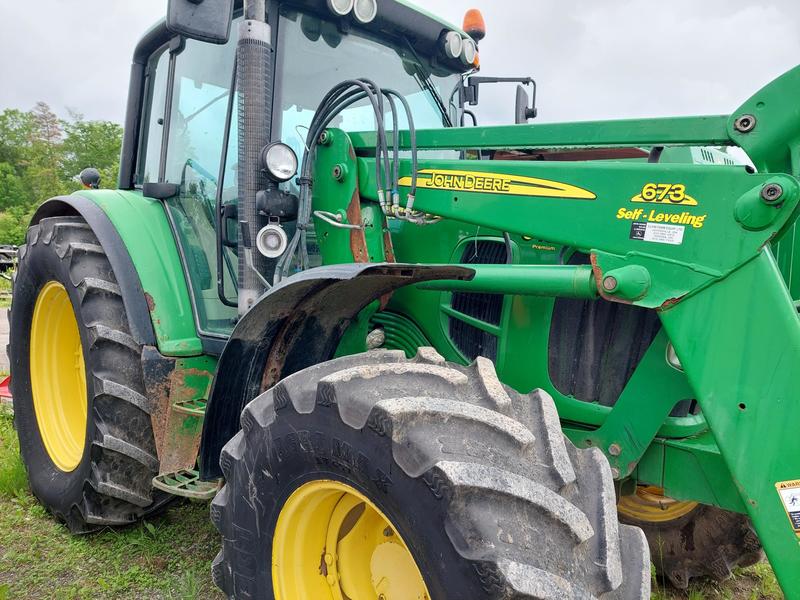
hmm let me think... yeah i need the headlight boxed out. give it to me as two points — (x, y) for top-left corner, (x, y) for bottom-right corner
(461, 37), (477, 65)
(261, 142), (298, 183)
(327, 0), (354, 17)
(443, 31), (463, 60)
(353, 0), (377, 23)
(256, 223), (289, 259)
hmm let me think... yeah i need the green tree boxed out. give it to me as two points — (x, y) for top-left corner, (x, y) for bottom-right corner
(0, 109), (35, 170)
(22, 163), (70, 205)
(0, 206), (34, 245)
(30, 102), (62, 155)
(19, 102), (69, 202)
(0, 163), (29, 211)
(62, 114), (123, 177)
(0, 103), (122, 238)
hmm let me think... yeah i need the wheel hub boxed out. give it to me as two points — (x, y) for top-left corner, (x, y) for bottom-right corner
(273, 480), (430, 599)
(29, 281), (87, 472)
(617, 485), (699, 523)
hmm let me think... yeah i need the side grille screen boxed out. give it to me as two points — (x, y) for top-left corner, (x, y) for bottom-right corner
(449, 241), (506, 361)
(548, 252), (662, 406)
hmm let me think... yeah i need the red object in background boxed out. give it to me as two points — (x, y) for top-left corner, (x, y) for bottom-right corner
(0, 375), (11, 400)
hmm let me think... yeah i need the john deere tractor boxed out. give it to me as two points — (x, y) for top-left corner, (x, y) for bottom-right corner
(9, 0), (800, 597)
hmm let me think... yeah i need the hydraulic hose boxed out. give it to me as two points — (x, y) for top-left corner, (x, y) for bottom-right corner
(275, 79), (419, 282)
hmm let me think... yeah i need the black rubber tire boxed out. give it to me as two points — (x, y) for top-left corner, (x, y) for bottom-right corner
(210, 348), (651, 599)
(9, 216), (170, 533)
(620, 502), (763, 589)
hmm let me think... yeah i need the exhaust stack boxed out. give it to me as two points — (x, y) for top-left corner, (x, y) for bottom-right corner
(237, 0), (272, 314)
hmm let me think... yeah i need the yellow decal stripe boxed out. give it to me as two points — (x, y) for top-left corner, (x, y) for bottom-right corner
(397, 169), (596, 200)
(631, 194), (698, 206)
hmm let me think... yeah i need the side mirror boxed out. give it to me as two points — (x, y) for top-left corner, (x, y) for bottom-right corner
(143, 182), (180, 200)
(462, 76), (538, 124)
(166, 0), (234, 44)
(515, 85), (537, 124)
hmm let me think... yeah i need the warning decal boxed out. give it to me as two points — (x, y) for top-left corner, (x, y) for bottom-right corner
(629, 221), (685, 246)
(776, 479), (800, 536)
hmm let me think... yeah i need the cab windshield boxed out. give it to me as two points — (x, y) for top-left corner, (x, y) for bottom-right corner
(141, 8), (465, 338)
(276, 7), (463, 165)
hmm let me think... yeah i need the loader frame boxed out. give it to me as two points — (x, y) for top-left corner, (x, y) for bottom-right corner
(293, 66), (800, 592)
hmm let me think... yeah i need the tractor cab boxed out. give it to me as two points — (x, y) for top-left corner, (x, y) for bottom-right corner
(120, 0), (478, 342)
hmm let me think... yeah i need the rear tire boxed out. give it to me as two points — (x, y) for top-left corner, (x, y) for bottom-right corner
(10, 216), (169, 532)
(211, 348), (650, 599)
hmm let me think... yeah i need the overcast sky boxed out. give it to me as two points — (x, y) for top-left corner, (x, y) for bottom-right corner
(0, 0), (797, 125)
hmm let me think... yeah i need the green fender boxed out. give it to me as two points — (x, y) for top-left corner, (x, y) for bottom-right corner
(32, 189), (202, 357)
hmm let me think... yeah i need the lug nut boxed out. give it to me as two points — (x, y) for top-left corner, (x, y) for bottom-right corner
(608, 443), (622, 457)
(761, 183), (784, 204)
(602, 276), (618, 292)
(734, 114), (756, 133)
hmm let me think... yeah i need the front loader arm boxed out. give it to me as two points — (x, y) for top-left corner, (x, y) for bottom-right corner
(349, 154), (799, 309)
(659, 250), (800, 595)
(728, 65), (800, 175)
(310, 64), (800, 596)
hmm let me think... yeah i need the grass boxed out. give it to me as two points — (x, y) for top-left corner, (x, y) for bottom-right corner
(0, 406), (785, 599)
(0, 410), (25, 498)
(0, 407), (223, 600)
(651, 560), (783, 600)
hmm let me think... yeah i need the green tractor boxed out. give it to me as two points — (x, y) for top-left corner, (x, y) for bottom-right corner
(9, 0), (800, 597)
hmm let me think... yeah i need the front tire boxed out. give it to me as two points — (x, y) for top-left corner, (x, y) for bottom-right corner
(211, 348), (650, 599)
(10, 216), (168, 532)
(618, 487), (762, 589)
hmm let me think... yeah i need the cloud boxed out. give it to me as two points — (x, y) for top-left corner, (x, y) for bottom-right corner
(0, 0), (797, 125)
(0, 0), (164, 122)
(426, 0), (800, 124)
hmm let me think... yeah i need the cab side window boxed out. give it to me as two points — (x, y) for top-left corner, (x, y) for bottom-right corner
(163, 37), (237, 186)
(137, 48), (170, 184)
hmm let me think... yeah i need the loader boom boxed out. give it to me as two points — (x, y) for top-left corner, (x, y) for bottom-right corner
(308, 65), (800, 594)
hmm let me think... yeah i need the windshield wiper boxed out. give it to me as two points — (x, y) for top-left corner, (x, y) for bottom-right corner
(184, 89), (230, 125)
(404, 37), (454, 127)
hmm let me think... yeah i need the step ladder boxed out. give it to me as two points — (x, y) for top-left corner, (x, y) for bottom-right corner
(152, 469), (220, 500)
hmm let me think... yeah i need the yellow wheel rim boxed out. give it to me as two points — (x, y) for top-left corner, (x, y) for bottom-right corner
(30, 281), (87, 472)
(273, 480), (431, 600)
(617, 485), (699, 523)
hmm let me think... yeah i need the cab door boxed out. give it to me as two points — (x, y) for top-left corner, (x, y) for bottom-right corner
(136, 26), (241, 340)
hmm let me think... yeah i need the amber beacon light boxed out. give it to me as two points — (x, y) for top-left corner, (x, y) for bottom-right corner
(463, 8), (486, 41)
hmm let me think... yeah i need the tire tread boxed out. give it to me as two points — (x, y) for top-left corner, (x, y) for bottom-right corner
(10, 216), (168, 532)
(212, 348), (650, 598)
